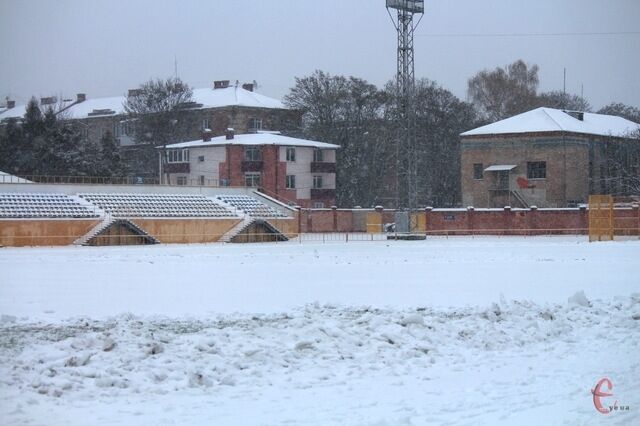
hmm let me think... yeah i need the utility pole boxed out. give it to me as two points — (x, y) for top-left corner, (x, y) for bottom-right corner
(386, 0), (424, 232)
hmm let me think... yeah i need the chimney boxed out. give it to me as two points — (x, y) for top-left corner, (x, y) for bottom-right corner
(76, 93), (86, 103)
(40, 96), (56, 105)
(564, 110), (585, 121)
(214, 80), (230, 89)
(6, 100), (15, 109)
(242, 83), (254, 92)
(128, 89), (141, 98)
(202, 129), (213, 142)
(225, 128), (235, 140)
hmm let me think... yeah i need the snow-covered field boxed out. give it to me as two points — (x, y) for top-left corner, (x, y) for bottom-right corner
(0, 236), (638, 425)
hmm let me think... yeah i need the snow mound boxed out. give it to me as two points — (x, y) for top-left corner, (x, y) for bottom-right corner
(568, 290), (590, 307)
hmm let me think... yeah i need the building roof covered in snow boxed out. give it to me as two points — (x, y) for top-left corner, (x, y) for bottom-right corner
(461, 107), (640, 139)
(0, 85), (287, 121)
(162, 132), (340, 150)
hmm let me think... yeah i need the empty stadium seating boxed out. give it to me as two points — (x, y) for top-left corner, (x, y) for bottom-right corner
(216, 195), (289, 218)
(78, 193), (236, 218)
(0, 193), (99, 219)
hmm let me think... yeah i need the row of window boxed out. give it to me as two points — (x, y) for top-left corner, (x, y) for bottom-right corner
(167, 149), (189, 163)
(201, 118), (263, 131)
(253, 174), (324, 189)
(167, 147), (328, 163)
(83, 118), (265, 140)
(473, 162), (547, 180)
(174, 173), (326, 189)
(285, 147), (324, 162)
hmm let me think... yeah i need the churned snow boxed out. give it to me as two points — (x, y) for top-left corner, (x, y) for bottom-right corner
(460, 107), (640, 138)
(0, 236), (638, 425)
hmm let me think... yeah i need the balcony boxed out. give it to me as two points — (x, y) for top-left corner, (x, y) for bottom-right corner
(311, 188), (336, 199)
(164, 162), (190, 173)
(242, 161), (263, 172)
(310, 162), (336, 173)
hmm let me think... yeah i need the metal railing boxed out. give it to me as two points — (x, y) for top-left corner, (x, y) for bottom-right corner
(2, 228), (638, 247)
(0, 174), (229, 187)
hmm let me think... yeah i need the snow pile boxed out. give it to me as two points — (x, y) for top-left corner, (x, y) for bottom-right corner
(568, 290), (590, 307)
(1, 297), (638, 425)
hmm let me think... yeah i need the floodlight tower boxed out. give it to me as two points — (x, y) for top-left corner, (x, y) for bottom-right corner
(386, 0), (423, 228)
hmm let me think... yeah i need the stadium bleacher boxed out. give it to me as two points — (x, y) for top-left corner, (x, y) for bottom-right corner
(0, 193), (99, 219)
(216, 194), (288, 218)
(78, 193), (236, 218)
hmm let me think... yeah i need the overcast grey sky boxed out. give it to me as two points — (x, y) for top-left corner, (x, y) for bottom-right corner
(1, 0), (639, 110)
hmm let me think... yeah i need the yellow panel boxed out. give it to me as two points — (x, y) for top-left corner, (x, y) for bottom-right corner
(366, 212), (382, 234)
(411, 212), (426, 232)
(588, 195), (613, 242)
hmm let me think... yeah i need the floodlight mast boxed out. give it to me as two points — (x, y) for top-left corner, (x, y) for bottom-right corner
(386, 1), (424, 232)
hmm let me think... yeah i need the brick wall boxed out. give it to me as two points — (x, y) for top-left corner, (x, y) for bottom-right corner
(297, 206), (640, 236)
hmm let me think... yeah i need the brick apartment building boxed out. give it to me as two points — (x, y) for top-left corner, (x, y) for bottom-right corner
(460, 107), (640, 208)
(160, 130), (340, 208)
(0, 80), (301, 176)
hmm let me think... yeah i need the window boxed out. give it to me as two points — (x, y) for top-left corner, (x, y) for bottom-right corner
(313, 149), (324, 162)
(245, 173), (261, 187)
(202, 118), (210, 130)
(313, 202), (325, 209)
(244, 146), (261, 161)
(527, 161), (546, 179)
(199, 175), (205, 186)
(115, 121), (134, 138)
(220, 178), (230, 187)
(249, 118), (262, 131)
(167, 149), (189, 163)
(286, 175), (296, 189)
(313, 175), (323, 189)
(286, 147), (296, 162)
(198, 155), (205, 162)
(176, 176), (187, 186)
(473, 163), (483, 180)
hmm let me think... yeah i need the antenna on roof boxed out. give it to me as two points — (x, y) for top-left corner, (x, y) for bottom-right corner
(174, 55), (178, 79)
(253, 80), (259, 91)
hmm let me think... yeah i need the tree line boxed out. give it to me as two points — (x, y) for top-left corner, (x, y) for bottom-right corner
(0, 99), (123, 178)
(285, 60), (640, 207)
(1, 60), (638, 204)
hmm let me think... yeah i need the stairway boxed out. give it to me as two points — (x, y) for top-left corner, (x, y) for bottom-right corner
(219, 216), (256, 243)
(74, 216), (160, 246)
(73, 214), (115, 246)
(510, 190), (530, 208)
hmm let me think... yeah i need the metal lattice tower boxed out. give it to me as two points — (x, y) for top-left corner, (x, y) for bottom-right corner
(386, 1), (423, 230)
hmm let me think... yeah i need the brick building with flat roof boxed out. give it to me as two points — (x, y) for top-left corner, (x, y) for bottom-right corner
(460, 107), (640, 208)
(160, 130), (340, 208)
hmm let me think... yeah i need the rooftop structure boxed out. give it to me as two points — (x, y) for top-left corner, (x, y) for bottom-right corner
(163, 131), (340, 150)
(461, 107), (640, 138)
(0, 84), (287, 122)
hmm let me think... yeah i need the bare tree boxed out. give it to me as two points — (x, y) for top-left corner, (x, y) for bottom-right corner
(467, 60), (539, 122)
(598, 103), (640, 124)
(536, 91), (591, 111)
(124, 77), (197, 180)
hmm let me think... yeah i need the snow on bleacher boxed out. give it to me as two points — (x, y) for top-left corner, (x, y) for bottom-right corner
(78, 193), (236, 218)
(216, 194), (288, 218)
(0, 193), (99, 219)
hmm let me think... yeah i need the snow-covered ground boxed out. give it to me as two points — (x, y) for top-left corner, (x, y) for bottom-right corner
(0, 236), (638, 425)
